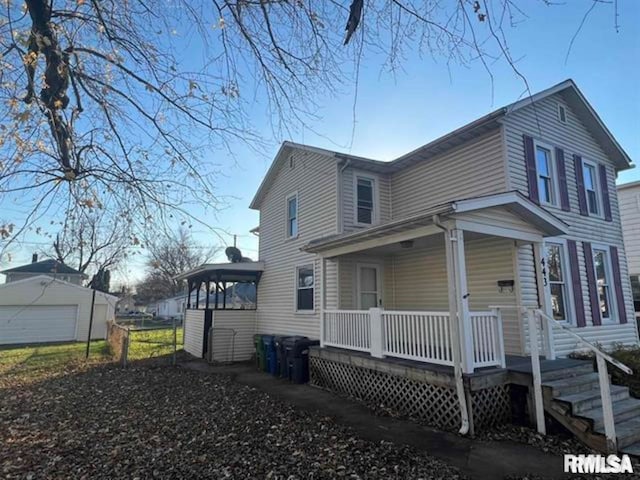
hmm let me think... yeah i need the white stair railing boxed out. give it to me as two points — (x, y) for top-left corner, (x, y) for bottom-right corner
(530, 308), (633, 453)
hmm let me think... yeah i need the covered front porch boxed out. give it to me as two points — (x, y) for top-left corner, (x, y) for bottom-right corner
(305, 191), (569, 375)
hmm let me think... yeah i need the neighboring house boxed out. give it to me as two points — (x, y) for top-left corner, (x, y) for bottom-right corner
(618, 181), (640, 314)
(0, 275), (117, 344)
(156, 294), (187, 319)
(155, 283), (257, 319)
(182, 80), (640, 451)
(0, 254), (86, 285)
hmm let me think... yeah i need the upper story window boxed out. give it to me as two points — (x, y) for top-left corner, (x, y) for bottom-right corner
(535, 144), (557, 206)
(286, 192), (298, 238)
(582, 161), (601, 216)
(296, 264), (314, 311)
(545, 242), (570, 322)
(593, 248), (614, 322)
(355, 175), (375, 225)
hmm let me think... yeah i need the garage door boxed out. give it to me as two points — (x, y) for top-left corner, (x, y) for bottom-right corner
(0, 305), (78, 345)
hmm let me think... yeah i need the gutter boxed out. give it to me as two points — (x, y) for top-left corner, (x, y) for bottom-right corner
(432, 214), (470, 436)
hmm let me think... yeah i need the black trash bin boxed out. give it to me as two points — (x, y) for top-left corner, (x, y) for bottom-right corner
(283, 337), (320, 384)
(275, 335), (306, 377)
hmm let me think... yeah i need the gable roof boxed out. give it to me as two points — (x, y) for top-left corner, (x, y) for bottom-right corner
(249, 80), (633, 210)
(0, 259), (86, 277)
(0, 274), (117, 301)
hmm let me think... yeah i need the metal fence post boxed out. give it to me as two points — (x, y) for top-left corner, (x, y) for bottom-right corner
(123, 329), (130, 368)
(172, 316), (177, 366)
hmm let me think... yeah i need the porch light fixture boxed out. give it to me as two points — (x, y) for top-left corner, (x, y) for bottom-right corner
(399, 240), (414, 249)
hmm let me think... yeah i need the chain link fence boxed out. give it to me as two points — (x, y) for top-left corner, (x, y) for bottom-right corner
(107, 319), (183, 367)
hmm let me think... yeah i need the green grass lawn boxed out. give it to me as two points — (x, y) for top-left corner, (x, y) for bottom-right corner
(0, 341), (111, 378)
(126, 326), (184, 360)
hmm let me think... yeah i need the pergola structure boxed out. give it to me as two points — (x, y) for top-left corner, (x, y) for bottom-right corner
(175, 262), (264, 310)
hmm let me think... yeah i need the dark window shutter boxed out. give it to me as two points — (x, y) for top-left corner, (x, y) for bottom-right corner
(555, 148), (570, 212)
(609, 246), (628, 324)
(574, 155), (588, 216)
(583, 242), (601, 326)
(599, 164), (612, 222)
(523, 135), (539, 205)
(567, 240), (586, 327)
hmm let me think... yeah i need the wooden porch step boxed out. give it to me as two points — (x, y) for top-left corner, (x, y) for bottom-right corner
(620, 441), (640, 457)
(539, 362), (594, 381)
(580, 397), (640, 432)
(612, 417), (640, 449)
(556, 385), (630, 415)
(542, 373), (601, 396)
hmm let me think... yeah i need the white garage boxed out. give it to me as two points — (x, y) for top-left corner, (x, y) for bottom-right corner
(0, 275), (117, 345)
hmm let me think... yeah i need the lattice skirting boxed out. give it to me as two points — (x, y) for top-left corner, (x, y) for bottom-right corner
(310, 356), (510, 432)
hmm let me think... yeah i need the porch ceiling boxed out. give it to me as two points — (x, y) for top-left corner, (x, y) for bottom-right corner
(174, 261), (264, 284)
(303, 191), (569, 257)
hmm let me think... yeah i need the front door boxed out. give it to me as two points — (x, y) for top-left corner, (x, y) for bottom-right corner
(357, 264), (382, 309)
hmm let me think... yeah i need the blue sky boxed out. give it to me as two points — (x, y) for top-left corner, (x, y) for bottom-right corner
(3, 1), (639, 287)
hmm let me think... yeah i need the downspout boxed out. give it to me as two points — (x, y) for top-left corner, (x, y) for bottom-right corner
(433, 214), (470, 436)
(337, 159), (351, 234)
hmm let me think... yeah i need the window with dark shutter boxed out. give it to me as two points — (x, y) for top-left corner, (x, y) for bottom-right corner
(583, 242), (601, 326)
(599, 164), (612, 221)
(574, 155), (588, 216)
(555, 148), (570, 211)
(610, 246), (628, 324)
(523, 135), (539, 204)
(567, 240), (586, 327)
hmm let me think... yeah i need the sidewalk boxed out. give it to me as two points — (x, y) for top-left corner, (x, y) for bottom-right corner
(181, 360), (568, 480)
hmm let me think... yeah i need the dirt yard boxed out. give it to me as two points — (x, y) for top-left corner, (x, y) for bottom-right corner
(0, 342), (465, 479)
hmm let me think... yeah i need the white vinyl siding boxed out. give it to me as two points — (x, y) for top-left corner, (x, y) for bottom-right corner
(619, 184), (640, 277)
(183, 309), (205, 358)
(390, 128), (505, 219)
(210, 310), (256, 361)
(504, 93), (637, 350)
(341, 167), (391, 232)
(256, 150), (338, 338)
(0, 305), (78, 344)
(0, 276), (115, 342)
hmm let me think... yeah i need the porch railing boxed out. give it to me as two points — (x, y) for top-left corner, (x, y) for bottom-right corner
(322, 308), (505, 370)
(324, 310), (371, 352)
(382, 310), (453, 366)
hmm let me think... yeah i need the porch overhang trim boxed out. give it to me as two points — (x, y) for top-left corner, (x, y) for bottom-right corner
(174, 261), (265, 284)
(451, 191), (569, 237)
(303, 191), (569, 256)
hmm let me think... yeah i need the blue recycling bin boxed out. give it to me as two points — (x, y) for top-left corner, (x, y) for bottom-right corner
(262, 335), (277, 374)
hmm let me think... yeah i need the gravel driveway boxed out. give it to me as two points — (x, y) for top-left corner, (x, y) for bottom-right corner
(0, 361), (465, 479)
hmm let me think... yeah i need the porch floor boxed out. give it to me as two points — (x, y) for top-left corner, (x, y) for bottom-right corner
(315, 346), (590, 379)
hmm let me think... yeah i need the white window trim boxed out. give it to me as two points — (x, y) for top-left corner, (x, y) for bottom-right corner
(355, 262), (383, 310)
(294, 262), (315, 314)
(543, 238), (575, 326)
(581, 159), (604, 219)
(285, 191), (299, 240)
(353, 171), (380, 227)
(533, 139), (560, 208)
(557, 103), (567, 124)
(591, 243), (617, 325)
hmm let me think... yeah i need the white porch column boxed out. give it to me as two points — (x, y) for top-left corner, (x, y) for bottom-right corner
(319, 255), (326, 347)
(453, 228), (474, 374)
(369, 307), (384, 358)
(532, 241), (555, 360)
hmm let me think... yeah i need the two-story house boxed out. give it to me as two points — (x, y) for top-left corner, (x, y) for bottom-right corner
(242, 80), (640, 452)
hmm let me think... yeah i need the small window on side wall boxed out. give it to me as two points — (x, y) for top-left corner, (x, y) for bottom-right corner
(286, 193), (298, 238)
(296, 264), (314, 311)
(356, 176), (374, 225)
(558, 104), (567, 124)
